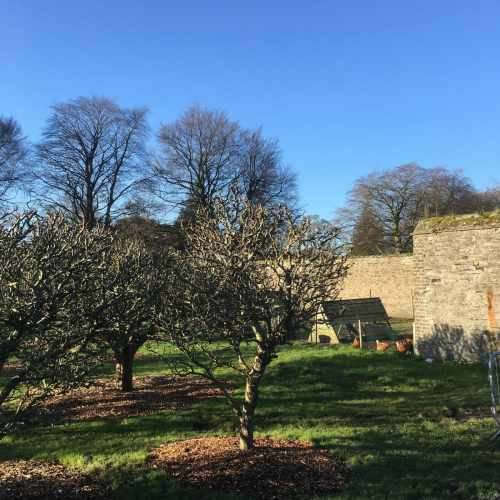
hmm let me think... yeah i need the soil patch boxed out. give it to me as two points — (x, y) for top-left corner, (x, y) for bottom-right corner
(0, 460), (111, 500)
(148, 436), (351, 499)
(40, 375), (225, 423)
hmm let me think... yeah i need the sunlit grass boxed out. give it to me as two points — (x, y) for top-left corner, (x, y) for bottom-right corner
(1, 341), (499, 499)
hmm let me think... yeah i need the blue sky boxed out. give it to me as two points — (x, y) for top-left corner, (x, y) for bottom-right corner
(1, 0), (499, 218)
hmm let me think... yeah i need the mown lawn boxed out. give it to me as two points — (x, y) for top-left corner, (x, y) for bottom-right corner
(1, 343), (499, 500)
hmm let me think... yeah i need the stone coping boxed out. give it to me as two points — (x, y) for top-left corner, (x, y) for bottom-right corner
(414, 210), (500, 235)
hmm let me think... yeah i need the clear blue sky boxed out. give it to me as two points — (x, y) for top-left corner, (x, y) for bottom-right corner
(2, 0), (499, 218)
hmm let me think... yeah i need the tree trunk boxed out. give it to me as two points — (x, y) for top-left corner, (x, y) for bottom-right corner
(115, 345), (137, 392)
(239, 336), (271, 451)
(0, 375), (21, 409)
(239, 377), (259, 451)
(393, 227), (402, 253)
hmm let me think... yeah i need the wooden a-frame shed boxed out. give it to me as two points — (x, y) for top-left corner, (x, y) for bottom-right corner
(309, 297), (391, 344)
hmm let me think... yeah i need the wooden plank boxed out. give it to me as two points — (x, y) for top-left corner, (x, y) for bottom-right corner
(358, 319), (363, 349)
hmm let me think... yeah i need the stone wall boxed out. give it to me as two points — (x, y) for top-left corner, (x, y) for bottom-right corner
(413, 212), (500, 361)
(340, 255), (415, 319)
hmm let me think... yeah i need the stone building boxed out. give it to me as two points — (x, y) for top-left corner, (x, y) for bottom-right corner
(413, 211), (500, 361)
(317, 210), (500, 360)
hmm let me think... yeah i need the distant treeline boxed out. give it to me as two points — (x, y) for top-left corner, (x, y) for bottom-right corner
(1, 98), (498, 255)
(0, 97), (297, 248)
(336, 163), (500, 255)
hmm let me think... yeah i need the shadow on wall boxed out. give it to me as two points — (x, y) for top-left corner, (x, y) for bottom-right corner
(416, 324), (496, 363)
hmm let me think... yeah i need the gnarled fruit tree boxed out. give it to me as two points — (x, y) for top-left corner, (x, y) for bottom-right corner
(156, 197), (348, 450)
(0, 212), (113, 434)
(95, 239), (166, 392)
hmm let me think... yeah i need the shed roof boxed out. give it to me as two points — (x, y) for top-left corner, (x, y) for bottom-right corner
(322, 298), (389, 323)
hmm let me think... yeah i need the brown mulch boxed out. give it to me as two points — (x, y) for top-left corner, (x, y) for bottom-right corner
(148, 437), (351, 499)
(0, 460), (111, 500)
(39, 376), (226, 423)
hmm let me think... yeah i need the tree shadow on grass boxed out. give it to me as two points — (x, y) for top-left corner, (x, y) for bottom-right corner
(0, 396), (235, 464)
(250, 348), (499, 499)
(1, 345), (498, 499)
(254, 349), (490, 427)
(315, 427), (500, 500)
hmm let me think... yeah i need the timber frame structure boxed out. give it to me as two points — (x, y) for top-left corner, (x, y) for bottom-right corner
(309, 297), (392, 345)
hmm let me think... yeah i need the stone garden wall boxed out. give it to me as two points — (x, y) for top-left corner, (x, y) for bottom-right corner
(324, 211), (500, 360)
(413, 212), (500, 361)
(340, 254), (415, 319)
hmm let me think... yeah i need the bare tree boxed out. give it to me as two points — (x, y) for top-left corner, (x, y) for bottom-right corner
(422, 168), (477, 217)
(156, 197), (347, 451)
(153, 105), (298, 218)
(34, 97), (149, 228)
(94, 239), (165, 391)
(154, 105), (240, 213)
(348, 164), (427, 253)
(234, 128), (297, 210)
(0, 117), (28, 210)
(476, 185), (500, 212)
(343, 164), (478, 254)
(0, 213), (114, 433)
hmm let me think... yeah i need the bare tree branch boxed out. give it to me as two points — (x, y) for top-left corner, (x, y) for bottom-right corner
(156, 195), (348, 451)
(34, 97), (150, 228)
(152, 105), (298, 223)
(0, 117), (29, 212)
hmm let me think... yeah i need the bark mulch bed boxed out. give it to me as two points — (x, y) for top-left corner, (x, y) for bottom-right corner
(148, 437), (351, 499)
(39, 375), (225, 423)
(0, 460), (111, 500)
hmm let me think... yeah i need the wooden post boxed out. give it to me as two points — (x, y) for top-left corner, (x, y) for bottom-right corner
(358, 319), (363, 350)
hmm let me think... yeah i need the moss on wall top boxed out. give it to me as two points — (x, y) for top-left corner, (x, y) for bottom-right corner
(349, 253), (414, 260)
(414, 210), (500, 234)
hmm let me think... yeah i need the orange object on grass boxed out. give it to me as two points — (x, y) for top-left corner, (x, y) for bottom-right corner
(376, 340), (391, 351)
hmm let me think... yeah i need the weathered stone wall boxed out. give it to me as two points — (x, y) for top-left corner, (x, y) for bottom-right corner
(413, 213), (500, 361)
(340, 255), (415, 319)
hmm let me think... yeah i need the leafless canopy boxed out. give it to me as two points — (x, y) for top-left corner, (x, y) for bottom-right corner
(475, 185), (500, 212)
(342, 163), (478, 254)
(153, 105), (297, 216)
(234, 128), (297, 209)
(156, 196), (347, 451)
(154, 105), (240, 212)
(0, 212), (114, 433)
(0, 117), (29, 209)
(92, 238), (166, 392)
(35, 97), (149, 228)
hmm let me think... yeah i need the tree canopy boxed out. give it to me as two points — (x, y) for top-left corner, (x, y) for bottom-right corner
(0, 117), (29, 213)
(34, 97), (149, 228)
(155, 196), (348, 450)
(341, 163), (484, 254)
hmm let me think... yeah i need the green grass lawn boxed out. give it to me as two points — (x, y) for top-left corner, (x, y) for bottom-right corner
(1, 343), (499, 500)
